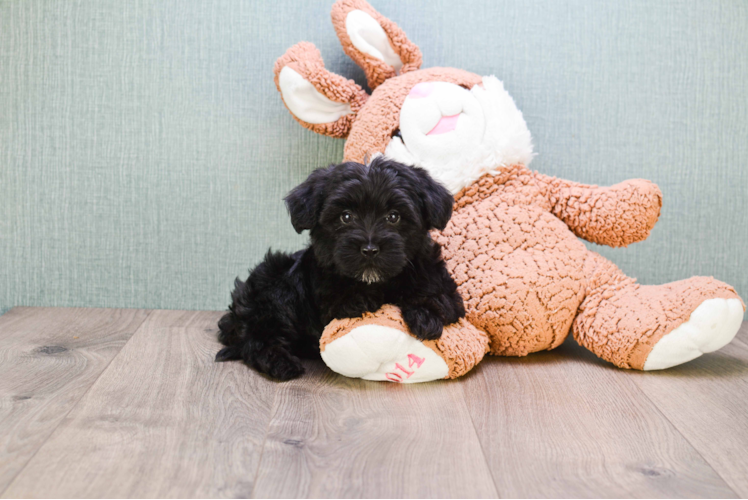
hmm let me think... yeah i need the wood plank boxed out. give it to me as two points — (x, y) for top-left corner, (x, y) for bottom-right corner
(2, 310), (279, 498)
(462, 334), (739, 498)
(735, 324), (748, 350)
(0, 307), (150, 494)
(253, 361), (498, 499)
(628, 322), (748, 496)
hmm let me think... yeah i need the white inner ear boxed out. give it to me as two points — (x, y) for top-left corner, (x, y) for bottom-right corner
(346, 10), (403, 72)
(278, 67), (353, 124)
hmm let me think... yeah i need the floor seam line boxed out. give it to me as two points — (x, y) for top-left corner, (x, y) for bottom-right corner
(0, 308), (155, 497)
(459, 376), (504, 498)
(627, 374), (740, 497)
(249, 382), (281, 499)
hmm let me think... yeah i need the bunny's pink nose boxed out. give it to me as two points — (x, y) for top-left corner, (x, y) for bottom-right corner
(408, 82), (435, 99)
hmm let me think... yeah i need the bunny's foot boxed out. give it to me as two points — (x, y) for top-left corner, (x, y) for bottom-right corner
(320, 305), (488, 382)
(574, 266), (745, 370)
(643, 297), (743, 370)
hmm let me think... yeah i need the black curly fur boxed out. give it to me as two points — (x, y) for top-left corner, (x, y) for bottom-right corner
(216, 157), (465, 381)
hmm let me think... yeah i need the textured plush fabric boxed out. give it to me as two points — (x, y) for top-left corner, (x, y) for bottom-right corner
(436, 166), (743, 367)
(331, 0), (423, 89)
(1, 0), (747, 314)
(344, 68), (482, 164)
(536, 173), (663, 248)
(274, 42), (368, 138)
(438, 167), (590, 357)
(574, 253), (743, 369)
(321, 304), (489, 379)
(277, 0), (744, 376)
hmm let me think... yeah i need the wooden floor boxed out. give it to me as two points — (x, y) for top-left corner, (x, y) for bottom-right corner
(0, 308), (747, 498)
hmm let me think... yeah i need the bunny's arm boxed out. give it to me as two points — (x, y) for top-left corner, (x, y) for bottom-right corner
(533, 172), (663, 247)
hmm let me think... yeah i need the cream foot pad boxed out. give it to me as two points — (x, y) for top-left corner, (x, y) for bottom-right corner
(644, 298), (744, 370)
(320, 305), (489, 382)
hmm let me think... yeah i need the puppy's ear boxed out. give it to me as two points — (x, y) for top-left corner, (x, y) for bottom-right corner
(375, 158), (454, 231)
(284, 166), (333, 234)
(411, 167), (454, 231)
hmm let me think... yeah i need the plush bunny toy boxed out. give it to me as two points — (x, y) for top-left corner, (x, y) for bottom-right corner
(273, 0), (745, 383)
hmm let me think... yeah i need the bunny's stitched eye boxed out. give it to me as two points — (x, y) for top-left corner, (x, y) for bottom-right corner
(340, 211), (353, 224)
(385, 211), (400, 224)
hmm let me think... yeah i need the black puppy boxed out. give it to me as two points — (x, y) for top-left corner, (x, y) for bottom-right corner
(215, 157), (465, 380)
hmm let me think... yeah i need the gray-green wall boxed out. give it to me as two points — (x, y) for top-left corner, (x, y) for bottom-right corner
(1, 0), (746, 314)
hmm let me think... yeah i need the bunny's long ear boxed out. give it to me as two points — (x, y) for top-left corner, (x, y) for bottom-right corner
(331, 0), (422, 90)
(274, 42), (369, 138)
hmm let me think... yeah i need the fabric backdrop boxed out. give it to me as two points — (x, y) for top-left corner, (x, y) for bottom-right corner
(1, 0), (746, 315)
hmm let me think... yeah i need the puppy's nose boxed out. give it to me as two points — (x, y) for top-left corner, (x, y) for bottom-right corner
(361, 244), (379, 258)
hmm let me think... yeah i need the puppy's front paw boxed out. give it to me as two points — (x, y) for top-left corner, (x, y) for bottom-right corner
(441, 294), (466, 325)
(251, 345), (305, 381)
(402, 306), (444, 341)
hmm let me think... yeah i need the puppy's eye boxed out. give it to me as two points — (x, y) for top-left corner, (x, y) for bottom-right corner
(385, 211), (400, 224)
(391, 129), (402, 140)
(340, 211), (353, 224)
